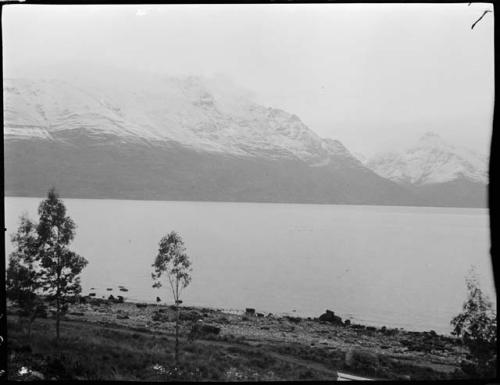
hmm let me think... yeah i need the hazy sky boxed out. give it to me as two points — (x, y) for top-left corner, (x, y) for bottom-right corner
(2, 3), (494, 157)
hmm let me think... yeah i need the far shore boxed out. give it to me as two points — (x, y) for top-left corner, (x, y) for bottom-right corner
(4, 193), (489, 210)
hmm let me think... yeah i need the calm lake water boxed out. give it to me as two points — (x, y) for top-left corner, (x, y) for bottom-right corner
(4, 197), (496, 335)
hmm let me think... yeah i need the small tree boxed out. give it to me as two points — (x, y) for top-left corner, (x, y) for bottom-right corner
(37, 188), (88, 342)
(152, 231), (192, 365)
(6, 214), (45, 341)
(451, 267), (497, 378)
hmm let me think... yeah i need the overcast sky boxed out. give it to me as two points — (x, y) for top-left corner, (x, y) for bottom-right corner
(2, 3), (494, 157)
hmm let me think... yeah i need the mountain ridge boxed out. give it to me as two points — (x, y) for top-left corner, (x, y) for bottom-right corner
(3, 74), (488, 207)
(3, 76), (362, 167)
(365, 132), (488, 185)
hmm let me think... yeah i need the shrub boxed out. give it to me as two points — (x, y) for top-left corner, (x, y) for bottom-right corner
(451, 267), (497, 378)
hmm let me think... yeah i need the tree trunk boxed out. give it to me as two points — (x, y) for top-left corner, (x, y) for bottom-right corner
(56, 296), (60, 343)
(175, 304), (180, 366)
(28, 312), (36, 344)
(56, 246), (62, 344)
(27, 319), (32, 342)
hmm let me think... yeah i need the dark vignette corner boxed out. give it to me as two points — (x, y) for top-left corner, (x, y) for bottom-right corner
(1, 3), (7, 382)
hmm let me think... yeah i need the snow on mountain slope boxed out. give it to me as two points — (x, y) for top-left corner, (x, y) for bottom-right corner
(4, 71), (487, 207)
(3, 75), (359, 167)
(366, 132), (488, 185)
(352, 151), (367, 164)
(3, 78), (152, 143)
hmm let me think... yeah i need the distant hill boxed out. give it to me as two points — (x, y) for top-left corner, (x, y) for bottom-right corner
(365, 132), (488, 207)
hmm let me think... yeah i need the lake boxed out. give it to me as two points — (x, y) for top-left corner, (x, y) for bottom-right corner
(4, 197), (496, 335)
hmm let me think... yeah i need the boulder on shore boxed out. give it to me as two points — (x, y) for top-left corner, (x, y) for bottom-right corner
(152, 311), (170, 322)
(286, 316), (301, 324)
(245, 308), (256, 316)
(318, 310), (343, 326)
(179, 310), (202, 321)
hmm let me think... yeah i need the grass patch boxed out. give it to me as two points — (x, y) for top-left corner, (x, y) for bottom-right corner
(7, 317), (333, 381)
(269, 342), (459, 381)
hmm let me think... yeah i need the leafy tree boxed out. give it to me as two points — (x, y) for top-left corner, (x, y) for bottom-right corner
(36, 188), (88, 342)
(451, 267), (497, 378)
(152, 231), (192, 365)
(6, 214), (45, 341)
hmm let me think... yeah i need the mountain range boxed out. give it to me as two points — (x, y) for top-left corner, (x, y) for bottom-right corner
(3, 71), (489, 207)
(365, 132), (488, 207)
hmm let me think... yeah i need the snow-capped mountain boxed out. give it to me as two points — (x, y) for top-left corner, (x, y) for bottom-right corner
(4, 75), (360, 167)
(3, 70), (488, 207)
(366, 132), (488, 185)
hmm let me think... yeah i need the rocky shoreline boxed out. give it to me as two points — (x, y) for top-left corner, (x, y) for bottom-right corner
(7, 296), (470, 380)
